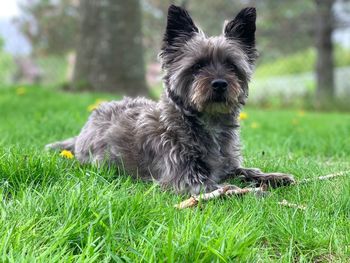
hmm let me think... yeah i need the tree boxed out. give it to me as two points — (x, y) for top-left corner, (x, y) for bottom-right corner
(15, 0), (78, 56)
(254, 0), (316, 61)
(314, 0), (335, 104)
(72, 0), (148, 95)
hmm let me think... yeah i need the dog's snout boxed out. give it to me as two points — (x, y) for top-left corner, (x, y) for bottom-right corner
(211, 79), (228, 92)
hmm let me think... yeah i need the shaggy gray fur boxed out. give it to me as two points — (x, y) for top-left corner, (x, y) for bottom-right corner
(46, 5), (294, 194)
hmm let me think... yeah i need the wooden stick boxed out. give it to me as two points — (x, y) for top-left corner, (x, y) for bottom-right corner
(174, 170), (350, 209)
(174, 186), (229, 209)
(297, 170), (350, 184)
(226, 184), (268, 196)
(174, 185), (267, 209)
(278, 199), (306, 210)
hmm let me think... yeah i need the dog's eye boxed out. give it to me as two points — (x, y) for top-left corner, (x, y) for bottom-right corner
(192, 61), (206, 72)
(226, 62), (239, 72)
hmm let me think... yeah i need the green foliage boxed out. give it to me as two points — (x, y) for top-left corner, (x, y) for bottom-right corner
(0, 87), (349, 261)
(255, 0), (316, 59)
(15, 0), (78, 55)
(335, 46), (350, 67)
(36, 55), (68, 86)
(0, 38), (14, 83)
(0, 51), (15, 84)
(256, 47), (350, 78)
(143, 0), (318, 61)
(0, 37), (4, 51)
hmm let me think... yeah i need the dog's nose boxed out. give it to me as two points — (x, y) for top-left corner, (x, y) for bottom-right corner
(211, 79), (228, 92)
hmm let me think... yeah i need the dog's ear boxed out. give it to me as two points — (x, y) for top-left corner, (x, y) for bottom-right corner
(224, 7), (257, 62)
(163, 5), (199, 47)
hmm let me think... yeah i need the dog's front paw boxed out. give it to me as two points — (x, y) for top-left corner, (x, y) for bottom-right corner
(257, 173), (295, 187)
(235, 168), (295, 188)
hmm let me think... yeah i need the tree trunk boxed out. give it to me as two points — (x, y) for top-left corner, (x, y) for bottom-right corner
(315, 0), (335, 104)
(73, 0), (148, 96)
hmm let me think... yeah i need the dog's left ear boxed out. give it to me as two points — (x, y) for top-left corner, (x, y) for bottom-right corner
(224, 7), (257, 62)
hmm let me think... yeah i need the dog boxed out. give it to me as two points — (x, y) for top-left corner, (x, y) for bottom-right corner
(46, 5), (295, 194)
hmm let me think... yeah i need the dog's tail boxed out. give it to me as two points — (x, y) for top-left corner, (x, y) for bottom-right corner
(45, 136), (77, 153)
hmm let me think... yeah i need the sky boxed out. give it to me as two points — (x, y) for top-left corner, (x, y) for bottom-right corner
(0, 1), (31, 55)
(0, 1), (20, 18)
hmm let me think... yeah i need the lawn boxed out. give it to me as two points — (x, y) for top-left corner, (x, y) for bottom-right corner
(0, 86), (349, 262)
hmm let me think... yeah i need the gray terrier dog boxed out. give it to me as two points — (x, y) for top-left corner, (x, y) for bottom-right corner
(46, 5), (295, 194)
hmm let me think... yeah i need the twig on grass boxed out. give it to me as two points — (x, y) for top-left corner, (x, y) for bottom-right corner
(174, 185), (267, 209)
(297, 170), (350, 185)
(278, 199), (306, 210)
(174, 170), (350, 210)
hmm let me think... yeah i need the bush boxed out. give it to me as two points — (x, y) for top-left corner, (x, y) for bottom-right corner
(256, 46), (350, 78)
(0, 51), (15, 84)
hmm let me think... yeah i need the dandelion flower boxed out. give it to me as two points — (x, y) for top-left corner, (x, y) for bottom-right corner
(87, 99), (107, 112)
(292, 118), (299, 126)
(298, 110), (305, 117)
(87, 103), (99, 112)
(250, 122), (260, 129)
(16, 87), (27, 96)
(238, 112), (248, 121)
(60, 150), (74, 159)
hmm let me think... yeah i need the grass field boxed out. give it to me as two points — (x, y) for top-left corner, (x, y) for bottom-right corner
(0, 86), (349, 262)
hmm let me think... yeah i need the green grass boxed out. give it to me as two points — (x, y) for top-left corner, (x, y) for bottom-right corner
(0, 86), (349, 262)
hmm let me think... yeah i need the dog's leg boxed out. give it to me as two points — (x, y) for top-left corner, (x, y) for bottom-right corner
(45, 136), (76, 153)
(233, 167), (295, 187)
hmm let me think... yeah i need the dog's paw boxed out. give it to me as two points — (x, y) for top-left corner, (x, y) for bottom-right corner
(234, 167), (295, 188)
(257, 173), (295, 187)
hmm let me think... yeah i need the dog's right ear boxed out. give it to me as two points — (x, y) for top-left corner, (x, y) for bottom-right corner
(163, 5), (199, 48)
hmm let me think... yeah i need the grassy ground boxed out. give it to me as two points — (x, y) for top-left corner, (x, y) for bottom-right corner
(0, 86), (349, 262)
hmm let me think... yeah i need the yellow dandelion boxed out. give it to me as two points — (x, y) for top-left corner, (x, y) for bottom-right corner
(238, 112), (248, 121)
(250, 122), (260, 129)
(87, 103), (99, 112)
(298, 110), (305, 117)
(87, 99), (107, 112)
(60, 150), (74, 159)
(16, 87), (27, 96)
(292, 118), (299, 126)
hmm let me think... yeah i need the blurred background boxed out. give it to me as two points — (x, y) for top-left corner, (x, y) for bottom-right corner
(0, 0), (349, 110)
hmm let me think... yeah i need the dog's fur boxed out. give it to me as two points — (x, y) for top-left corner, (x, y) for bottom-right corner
(46, 5), (294, 194)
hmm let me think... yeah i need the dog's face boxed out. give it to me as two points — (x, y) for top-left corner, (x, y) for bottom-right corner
(160, 5), (257, 114)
